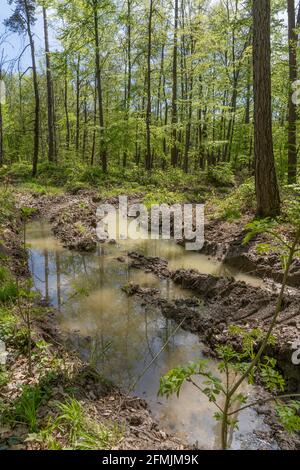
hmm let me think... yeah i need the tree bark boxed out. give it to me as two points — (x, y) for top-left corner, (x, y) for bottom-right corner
(287, 0), (298, 184)
(43, 7), (55, 163)
(0, 77), (3, 165)
(64, 59), (70, 150)
(253, 0), (280, 217)
(75, 54), (81, 152)
(24, 0), (40, 177)
(171, 0), (179, 167)
(123, 0), (132, 168)
(145, 0), (154, 171)
(93, 0), (107, 173)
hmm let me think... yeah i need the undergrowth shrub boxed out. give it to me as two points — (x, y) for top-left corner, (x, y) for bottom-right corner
(0, 267), (18, 303)
(0, 186), (14, 225)
(143, 188), (185, 207)
(10, 383), (52, 432)
(207, 162), (235, 187)
(28, 397), (122, 450)
(213, 178), (255, 221)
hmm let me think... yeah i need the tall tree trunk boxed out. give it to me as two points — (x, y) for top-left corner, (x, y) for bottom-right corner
(0, 71), (3, 166)
(145, 0), (154, 171)
(91, 82), (97, 165)
(123, 0), (132, 168)
(93, 0), (107, 173)
(253, 0), (280, 217)
(287, 0), (298, 184)
(24, 0), (40, 177)
(75, 54), (81, 152)
(171, 0), (179, 167)
(183, 75), (193, 173)
(64, 58), (70, 150)
(43, 7), (55, 163)
(82, 97), (88, 162)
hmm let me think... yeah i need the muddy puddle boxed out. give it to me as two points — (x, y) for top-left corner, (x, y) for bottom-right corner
(27, 221), (277, 450)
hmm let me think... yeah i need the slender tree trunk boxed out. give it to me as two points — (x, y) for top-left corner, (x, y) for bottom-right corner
(145, 0), (154, 171)
(82, 97), (88, 162)
(91, 83), (97, 165)
(253, 0), (280, 217)
(123, 0), (132, 168)
(171, 0), (179, 167)
(43, 7), (55, 163)
(93, 0), (107, 173)
(75, 54), (81, 152)
(24, 0), (40, 177)
(184, 70), (193, 173)
(185, 0), (196, 171)
(156, 44), (164, 122)
(64, 59), (70, 150)
(0, 93), (3, 166)
(287, 0), (298, 184)
(245, 58), (251, 126)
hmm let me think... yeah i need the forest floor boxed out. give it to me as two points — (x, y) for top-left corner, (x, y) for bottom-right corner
(0, 188), (185, 451)
(1, 172), (300, 450)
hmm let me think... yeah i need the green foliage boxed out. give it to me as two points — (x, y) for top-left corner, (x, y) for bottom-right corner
(213, 179), (255, 221)
(282, 184), (300, 227)
(0, 267), (18, 303)
(0, 366), (10, 388)
(159, 324), (292, 448)
(20, 206), (36, 221)
(207, 163), (235, 187)
(244, 217), (300, 270)
(21, 182), (62, 196)
(219, 326), (284, 393)
(276, 401), (300, 433)
(3, 163), (32, 181)
(30, 398), (122, 450)
(11, 384), (50, 432)
(0, 186), (15, 225)
(64, 180), (91, 194)
(243, 219), (278, 245)
(143, 188), (185, 208)
(159, 360), (212, 398)
(159, 360), (224, 405)
(0, 307), (17, 340)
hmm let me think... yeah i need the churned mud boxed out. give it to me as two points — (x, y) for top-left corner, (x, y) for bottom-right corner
(0, 197), (186, 451)
(128, 252), (300, 390)
(17, 191), (143, 252)
(11, 190), (300, 449)
(18, 191), (300, 287)
(16, 192), (300, 380)
(202, 217), (300, 288)
(1, 334), (185, 450)
(16, 191), (300, 374)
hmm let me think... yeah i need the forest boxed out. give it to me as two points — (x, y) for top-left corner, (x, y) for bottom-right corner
(0, 0), (300, 454)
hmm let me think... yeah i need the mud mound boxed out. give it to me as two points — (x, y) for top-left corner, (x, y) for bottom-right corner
(127, 252), (300, 378)
(202, 218), (300, 287)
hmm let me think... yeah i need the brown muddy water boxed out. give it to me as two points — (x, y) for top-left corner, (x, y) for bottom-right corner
(27, 221), (277, 450)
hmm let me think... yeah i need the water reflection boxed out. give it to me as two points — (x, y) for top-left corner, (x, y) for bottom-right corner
(26, 221), (275, 450)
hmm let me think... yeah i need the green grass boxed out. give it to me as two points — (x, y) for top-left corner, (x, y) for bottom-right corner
(0, 162), (211, 204)
(30, 397), (122, 450)
(11, 384), (47, 432)
(0, 186), (15, 225)
(0, 268), (18, 303)
(211, 178), (256, 221)
(0, 366), (10, 388)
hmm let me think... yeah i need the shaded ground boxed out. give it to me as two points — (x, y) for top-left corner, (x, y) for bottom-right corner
(203, 217), (300, 287)
(18, 191), (300, 287)
(128, 252), (300, 391)
(16, 190), (300, 390)
(11, 188), (300, 450)
(0, 195), (186, 451)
